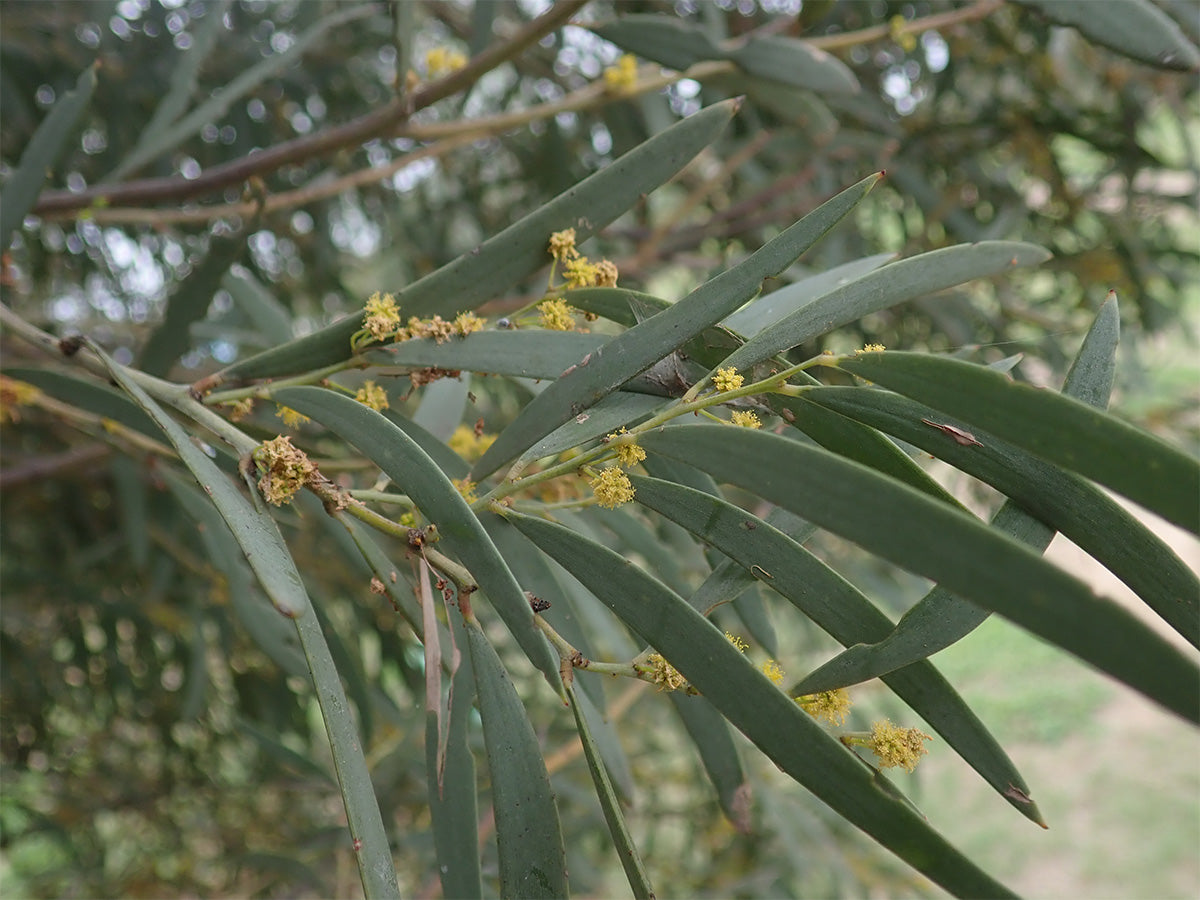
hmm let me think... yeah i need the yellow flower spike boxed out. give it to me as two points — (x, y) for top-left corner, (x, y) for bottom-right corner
(562, 256), (600, 289)
(713, 367), (744, 392)
(725, 632), (749, 653)
(589, 466), (635, 509)
(253, 435), (316, 506)
(276, 406), (311, 428)
(607, 428), (646, 468)
(548, 228), (580, 261)
(354, 380), (390, 412)
(363, 291), (402, 340)
(795, 688), (852, 726)
(761, 659), (785, 686)
(858, 343), (886, 354)
(538, 298), (577, 331)
(868, 719), (931, 772)
(730, 410), (761, 429)
(453, 477), (479, 505)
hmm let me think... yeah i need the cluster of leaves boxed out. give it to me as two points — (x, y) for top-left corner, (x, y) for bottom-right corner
(2, 2), (1198, 897)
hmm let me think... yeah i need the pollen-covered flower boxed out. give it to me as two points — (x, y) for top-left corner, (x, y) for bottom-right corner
(453, 311), (485, 336)
(761, 659), (785, 686)
(355, 380), (389, 411)
(713, 367), (744, 392)
(603, 53), (638, 93)
(645, 652), (688, 691)
(448, 424), (496, 461)
(0, 376), (41, 423)
(424, 46), (467, 79)
(223, 398), (255, 422)
(408, 314), (455, 343)
(607, 428), (646, 468)
(363, 291), (401, 340)
(867, 719), (931, 773)
(562, 256), (600, 289)
(276, 405), (311, 428)
(254, 435), (316, 506)
(858, 343), (886, 354)
(730, 410), (761, 429)
(796, 688), (852, 726)
(548, 228), (580, 261)
(725, 632), (749, 653)
(592, 259), (619, 288)
(453, 477), (479, 504)
(538, 298), (577, 331)
(589, 466), (635, 508)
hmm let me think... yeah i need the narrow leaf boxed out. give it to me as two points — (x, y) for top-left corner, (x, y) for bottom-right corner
(1016, 0), (1200, 70)
(1, 62), (97, 249)
(669, 694), (753, 833)
(726, 35), (859, 94)
(271, 385), (563, 692)
(836, 352), (1200, 535)
(503, 509), (1018, 898)
(211, 99), (739, 384)
(568, 684), (655, 900)
(466, 618), (569, 900)
(719, 241), (1052, 373)
(641, 424), (1200, 723)
(473, 173), (882, 479)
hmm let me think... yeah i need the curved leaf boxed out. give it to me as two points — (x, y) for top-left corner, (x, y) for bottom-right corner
(836, 352), (1200, 535)
(210, 98), (740, 384)
(568, 684), (654, 900)
(669, 693), (753, 833)
(472, 173), (882, 479)
(726, 35), (859, 95)
(271, 385), (563, 692)
(640, 424), (1200, 723)
(466, 618), (569, 899)
(502, 509), (1018, 898)
(719, 241), (1052, 373)
(1017, 0), (1200, 70)
(629, 473), (1044, 825)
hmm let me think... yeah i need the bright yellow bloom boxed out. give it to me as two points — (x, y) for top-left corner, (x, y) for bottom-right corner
(761, 659), (785, 686)
(730, 410), (761, 429)
(448, 424), (496, 461)
(562, 256), (600, 289)
(254, 435), (316, 506)
(538, 298), (577, 331)
(796, 688), (852, 726)
(276, 406), (311, 428)
(713, 367), (744, 392)
(355, 380), (390, 411)
(548, 228), (580, 261)
(868, 719), (931, 773)
(725, 632), (749, 653)
(607, 428), (646, 468)
(363, 291), (401, 340)
(407, 314), (455, 343)
(589, 466), (635, 508)
(603, 54), (638, 93)
(453, 311), (486, 336)
(425, 46), (467, 79)
(858, 343), (886, 354)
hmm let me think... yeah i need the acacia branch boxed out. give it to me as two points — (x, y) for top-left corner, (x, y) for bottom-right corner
(32, 0), (590, 217)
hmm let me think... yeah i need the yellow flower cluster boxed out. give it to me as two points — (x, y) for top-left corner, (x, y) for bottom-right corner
(224, 398), (254, 422)
(361, 292), (486, 346)
(858, 343), (886, 354)
(354, 380), (389, 411)
(546, 229), (618, 290)
(364, 291), (402, 340)
(868, 719), (931, 773)
(607, 427), (646, 468)
(603, 54), (638, 93)
(730, 410), (761, 429)
(448, 424), (496, 462)
(645, 652), (688, 691)
(761, 659), (785, 686)
(796, 688), (852, 726)
(725, 632), (749, 653)
(425, 46), (467, 79)
(453, 477), (479, 505)
(254, 435), (316, 506)
(589, 466), (635, 508)
(713, 367), (744, 392)
(548, 228), (578, 262)
(538, 298), (577, 331)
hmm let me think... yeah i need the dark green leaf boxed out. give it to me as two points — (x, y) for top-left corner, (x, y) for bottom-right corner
(1017, 0), (1200, 70)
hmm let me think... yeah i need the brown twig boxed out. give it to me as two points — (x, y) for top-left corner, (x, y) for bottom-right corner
(31, 0), (590, 217)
